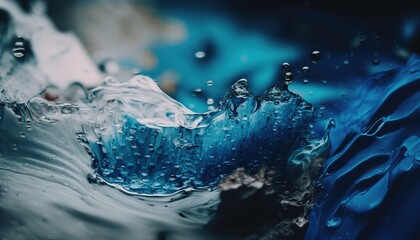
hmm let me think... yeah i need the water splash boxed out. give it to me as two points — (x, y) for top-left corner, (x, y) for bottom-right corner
(79, 76), (315, 194)
(0, 0), (321, 197)
(1, 64), (319, 196)
(2, 1), (418, 239)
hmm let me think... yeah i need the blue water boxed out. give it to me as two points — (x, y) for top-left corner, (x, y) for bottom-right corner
(0, 1), (419, 239)
(84, 78), (315, 194)
(306, 54), (420, 240)
(82, 54), (419, 238)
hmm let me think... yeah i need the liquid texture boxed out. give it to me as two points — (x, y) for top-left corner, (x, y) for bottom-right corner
(83, 77), (314, 194)
(306, 55), (420, 240)
(0, 1), (419, 239)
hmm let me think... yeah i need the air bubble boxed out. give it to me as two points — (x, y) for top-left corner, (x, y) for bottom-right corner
(206, 80), (213, 87)
(302, 79), (309, 84)
(302, 66), (309, 73)
(207, 98), (214, 105)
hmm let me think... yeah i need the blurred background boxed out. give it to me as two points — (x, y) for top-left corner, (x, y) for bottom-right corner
(37, 0), (419, 115)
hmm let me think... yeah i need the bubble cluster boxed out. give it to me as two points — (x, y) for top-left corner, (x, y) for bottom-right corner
(85, 77), (315, 194)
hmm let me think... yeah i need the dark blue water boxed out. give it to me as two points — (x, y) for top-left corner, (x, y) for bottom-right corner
(84, 54), (419, 239)
(1, 1), (419, 239)
(306, 55), (420, 240)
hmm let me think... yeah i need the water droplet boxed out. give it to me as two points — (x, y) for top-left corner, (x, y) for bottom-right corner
(193, 88), (202, 94)
(11, 37), (31, 59)
(283, 72), (293, 85)
(320, 105), (325, 110)
(19, 132), (25, 139)
(310, 50), (321, 63)
(206, 80), (213, 87)
(195, 51), (205, 59)
(87, 173), (97, 183)
(169, 175), (176, 181)
(302, 79), (309, 84)
(302, 66), (309, 73)
(12, 49), (24, 58)
(207, 98), (214, 105)
(322, 80), (328, 84)
(12, 144), (17, 151)
(343, 60), (349, 65)
(281, 62), (292, 73)
(372, 59), (380, 65)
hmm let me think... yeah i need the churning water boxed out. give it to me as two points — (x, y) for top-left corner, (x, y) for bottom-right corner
(0, 1), (419, 240)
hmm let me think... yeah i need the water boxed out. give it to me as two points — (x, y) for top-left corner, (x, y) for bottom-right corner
(306, 55), (420, 240)
(79, 77), (314, 195)
(0, 82), (224, 240)
(0, 2), (326, 238)
(310, 51), (321, 63)
(0, 62), (325, 239)
(1, 1), (419, 240)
